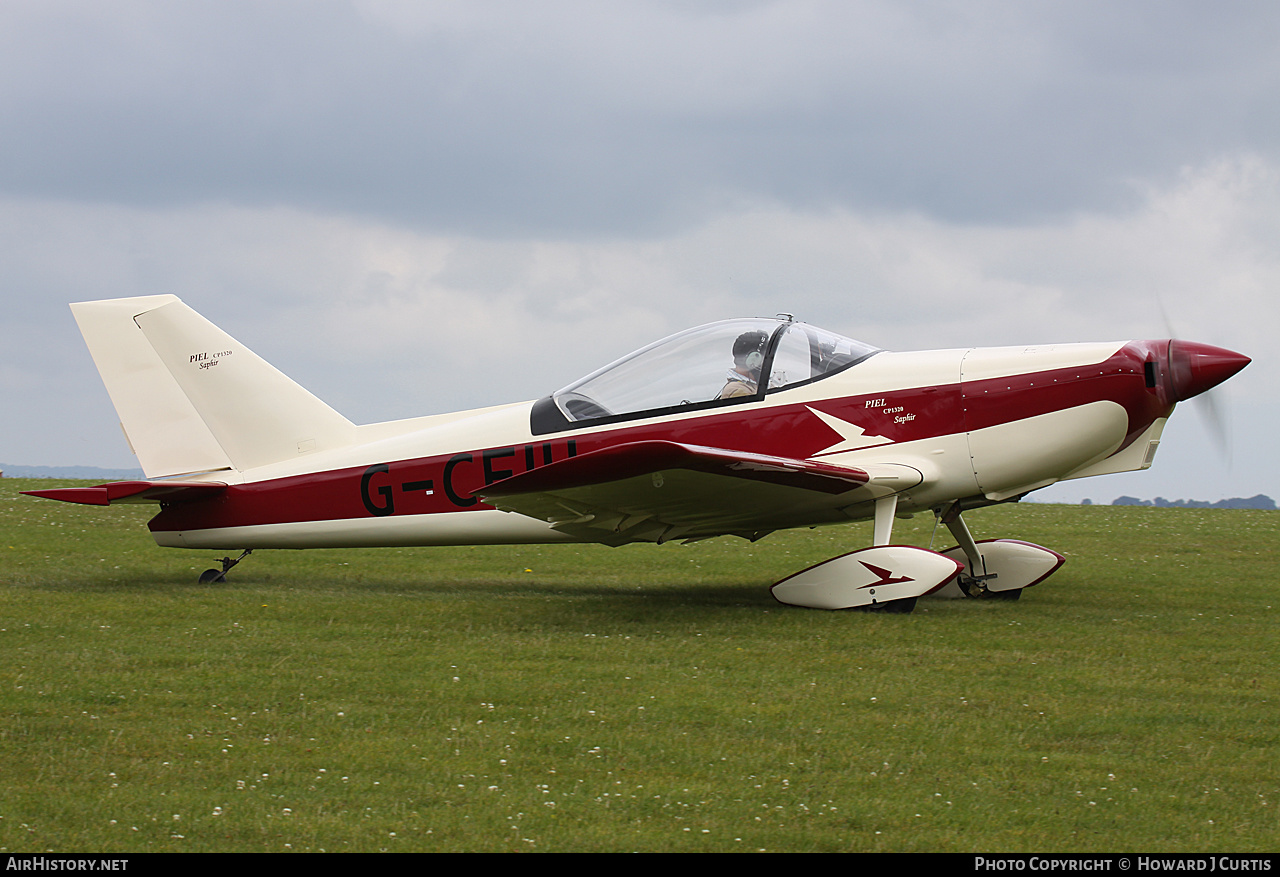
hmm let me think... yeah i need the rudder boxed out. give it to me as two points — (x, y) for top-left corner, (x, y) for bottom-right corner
(72, 296), (355, 477)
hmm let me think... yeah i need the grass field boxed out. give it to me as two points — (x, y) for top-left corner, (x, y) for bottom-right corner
(2, 478), (1277, 853)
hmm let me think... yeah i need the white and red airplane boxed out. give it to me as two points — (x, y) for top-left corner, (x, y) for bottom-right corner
(25, 295), (1249, 612)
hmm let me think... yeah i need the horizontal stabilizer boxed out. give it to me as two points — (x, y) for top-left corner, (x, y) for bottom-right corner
(21, 481), (226, 507)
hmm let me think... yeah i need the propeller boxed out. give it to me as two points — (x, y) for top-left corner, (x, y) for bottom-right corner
(1193, 379), (1231, 462)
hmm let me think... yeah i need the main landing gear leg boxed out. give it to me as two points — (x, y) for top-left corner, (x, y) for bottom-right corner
(198, 549), (252, 584)
(935, 503), (1066, 601)
(938, 502), (1010, 598)
(861, 495), (919, 613)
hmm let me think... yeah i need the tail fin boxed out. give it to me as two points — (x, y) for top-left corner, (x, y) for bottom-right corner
(71, 296), (355, 477)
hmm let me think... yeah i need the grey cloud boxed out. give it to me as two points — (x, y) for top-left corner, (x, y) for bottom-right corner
(3, 1), (1278, 234)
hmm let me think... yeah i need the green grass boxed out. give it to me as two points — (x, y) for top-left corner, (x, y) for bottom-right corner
(2, 479), (1278, 852)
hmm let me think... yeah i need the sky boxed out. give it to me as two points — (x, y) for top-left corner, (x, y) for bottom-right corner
(2, 0), (1276, 504)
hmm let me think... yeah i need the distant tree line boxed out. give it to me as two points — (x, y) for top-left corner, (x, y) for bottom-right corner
(1091, 494), (1277, 510)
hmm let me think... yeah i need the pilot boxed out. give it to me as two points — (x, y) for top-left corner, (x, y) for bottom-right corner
(717, 330), (768, 399)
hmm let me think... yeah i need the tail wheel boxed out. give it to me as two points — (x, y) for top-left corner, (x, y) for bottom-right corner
(196, 549), (251, 584)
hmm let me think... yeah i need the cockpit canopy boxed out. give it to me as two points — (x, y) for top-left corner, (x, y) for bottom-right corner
(531, 318), (881, 434)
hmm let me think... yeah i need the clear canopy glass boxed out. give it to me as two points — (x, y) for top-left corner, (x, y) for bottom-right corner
(550, 318), (880, 424)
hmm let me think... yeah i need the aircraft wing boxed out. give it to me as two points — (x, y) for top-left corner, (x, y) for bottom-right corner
(477, 440), (921, 545)
(21, 481), (227, 506)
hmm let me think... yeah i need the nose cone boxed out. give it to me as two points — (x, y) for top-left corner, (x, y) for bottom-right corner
(1166, 339), (1251, 402)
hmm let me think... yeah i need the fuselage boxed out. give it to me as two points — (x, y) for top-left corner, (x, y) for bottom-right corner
(148, 339), (1184, 550)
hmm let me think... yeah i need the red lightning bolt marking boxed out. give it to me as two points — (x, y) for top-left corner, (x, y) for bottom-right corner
(858, 562), (915, 589)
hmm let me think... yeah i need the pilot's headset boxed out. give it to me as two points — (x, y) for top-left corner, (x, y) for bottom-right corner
(734, 331), (769, 374)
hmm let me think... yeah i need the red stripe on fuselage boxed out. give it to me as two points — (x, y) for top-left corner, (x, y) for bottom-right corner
(149, 343), (1168, 534)
(961, 342), (1171, 450)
